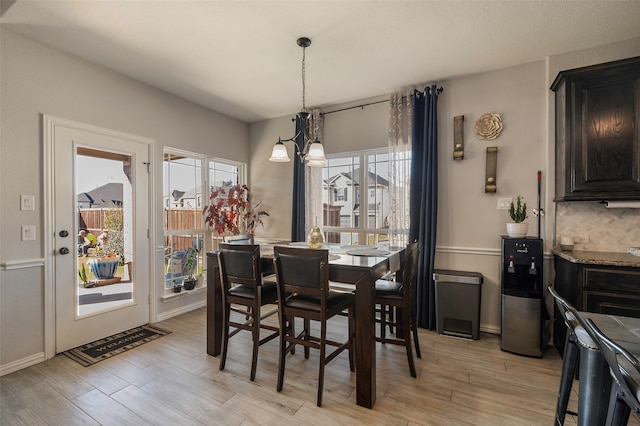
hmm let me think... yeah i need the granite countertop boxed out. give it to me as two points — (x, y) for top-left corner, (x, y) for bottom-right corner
(553, 247), (640, 268)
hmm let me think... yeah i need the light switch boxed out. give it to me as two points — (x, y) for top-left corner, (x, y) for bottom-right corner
(22, 225), (36, 241)
(20, 195), (35, 211)
(498, 198), (511, 210)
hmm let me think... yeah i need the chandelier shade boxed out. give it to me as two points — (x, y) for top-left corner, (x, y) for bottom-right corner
(269, 37), (326, 167)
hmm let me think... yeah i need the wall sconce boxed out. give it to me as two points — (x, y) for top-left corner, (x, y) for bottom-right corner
(453, 115), (464, 160)
(485, 146), (498, 193)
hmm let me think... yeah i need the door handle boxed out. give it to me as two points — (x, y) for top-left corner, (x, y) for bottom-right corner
(59, 247), (70, 255)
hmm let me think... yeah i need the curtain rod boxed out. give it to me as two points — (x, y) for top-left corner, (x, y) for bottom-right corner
(321, 99), (389, 116)
(320, 86), (443, 116)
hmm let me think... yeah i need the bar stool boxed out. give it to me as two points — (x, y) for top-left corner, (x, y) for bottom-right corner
(585, 318), (640, 425)
(548, 286), (612, 425)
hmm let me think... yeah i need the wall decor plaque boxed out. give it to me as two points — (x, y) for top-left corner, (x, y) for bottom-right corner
(475, 113), (503, 140)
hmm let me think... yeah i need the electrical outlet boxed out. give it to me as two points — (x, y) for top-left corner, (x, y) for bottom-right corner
(575, 235), (589, 244)
(498, 198), (511, 210)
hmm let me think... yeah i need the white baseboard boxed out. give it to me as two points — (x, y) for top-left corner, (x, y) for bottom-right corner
(0, 352), (46, 377)
(480, 323), (500, 335)
(156, 299), (206, 322)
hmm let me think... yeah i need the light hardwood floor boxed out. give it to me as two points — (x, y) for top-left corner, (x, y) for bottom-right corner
(2, 307), (638, 425)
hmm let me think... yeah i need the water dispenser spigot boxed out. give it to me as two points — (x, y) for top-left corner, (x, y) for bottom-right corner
(508, 256), (515, 274)
(529, 257), (537, 275)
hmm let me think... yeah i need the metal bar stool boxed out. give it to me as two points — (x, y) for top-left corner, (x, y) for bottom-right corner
(548, 286), (613, 425)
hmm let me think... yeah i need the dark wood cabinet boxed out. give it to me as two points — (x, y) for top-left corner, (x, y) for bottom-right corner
(551, 56), (640, 201)
(553, 255), (640, 355)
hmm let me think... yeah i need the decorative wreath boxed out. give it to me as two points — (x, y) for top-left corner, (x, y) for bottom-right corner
(475, 113), (503, 140)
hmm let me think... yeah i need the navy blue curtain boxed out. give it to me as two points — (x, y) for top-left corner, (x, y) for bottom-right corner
(409, 85), (441, 329)
(291, 116), (306, 241)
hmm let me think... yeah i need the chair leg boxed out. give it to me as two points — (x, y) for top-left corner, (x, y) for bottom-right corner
(304, 318), (311, 359)
(380, 304), (387, 341)
(556, 332), (579, 425)
(219, 304), (230, 371)
(277, 314), (288, 392)
(577, 346), (612, 426)
(411, 311), (421, 359)
(402, 307), (416, 378)
(606, 383), (632, 426)
(250, 306), (259, 381)
(317, 319), (327, 407)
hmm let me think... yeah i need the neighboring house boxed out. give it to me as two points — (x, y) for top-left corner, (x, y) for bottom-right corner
(77, 183), (123, 209)
(323, 168), (389, 229)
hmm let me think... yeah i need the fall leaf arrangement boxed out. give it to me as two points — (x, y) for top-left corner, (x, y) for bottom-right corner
(203, 184), (269, 236)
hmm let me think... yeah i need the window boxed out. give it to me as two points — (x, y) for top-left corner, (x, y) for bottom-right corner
(322, 150), (390, 245)
(163, 150), (243, 291)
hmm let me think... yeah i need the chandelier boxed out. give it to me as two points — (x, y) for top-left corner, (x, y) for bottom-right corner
(269, 37), (326, 167)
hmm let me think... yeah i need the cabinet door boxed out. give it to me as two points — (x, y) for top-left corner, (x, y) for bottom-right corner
(572, 70), (640, 197)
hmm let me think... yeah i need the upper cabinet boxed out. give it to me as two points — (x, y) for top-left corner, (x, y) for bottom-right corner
(551, 57), (640, 201)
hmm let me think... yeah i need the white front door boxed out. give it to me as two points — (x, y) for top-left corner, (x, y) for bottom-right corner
(46, 117), (152, 353)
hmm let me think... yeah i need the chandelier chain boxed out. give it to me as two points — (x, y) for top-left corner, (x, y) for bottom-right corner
(301, 45), (307, 112)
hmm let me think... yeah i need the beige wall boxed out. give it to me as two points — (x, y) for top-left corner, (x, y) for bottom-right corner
(249, 39), (640, 334)
(0, 29), (248, 371)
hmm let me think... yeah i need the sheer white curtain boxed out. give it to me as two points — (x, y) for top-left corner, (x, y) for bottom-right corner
(305, 108), (324, 234)
(388, 91), (413, 247)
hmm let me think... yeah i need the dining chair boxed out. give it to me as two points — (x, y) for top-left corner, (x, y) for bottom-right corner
(217, 243), (279, 381)
(585, 318), (640, 426)
(374, 241), (421, 378)
(273, 245), (355, 407)
(548, 286), (612, 426)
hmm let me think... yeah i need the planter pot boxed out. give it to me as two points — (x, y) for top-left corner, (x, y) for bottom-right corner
(506, 222), (529, 237)
(183, 278), (197, 291)
(88, 256), (119, 279)
(173, 285), (183, 293)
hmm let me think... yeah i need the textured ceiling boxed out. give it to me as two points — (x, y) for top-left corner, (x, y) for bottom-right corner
(2, 1), (640, 123)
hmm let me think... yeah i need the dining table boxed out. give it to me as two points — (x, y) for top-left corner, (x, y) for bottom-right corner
(206, 241), (404, 409)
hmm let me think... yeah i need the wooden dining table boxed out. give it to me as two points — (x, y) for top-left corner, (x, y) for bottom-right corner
(206, 242), (404, 409)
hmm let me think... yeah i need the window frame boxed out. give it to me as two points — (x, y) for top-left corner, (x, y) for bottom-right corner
(163, 148), (245, 292)
(322, 148), (389, 245)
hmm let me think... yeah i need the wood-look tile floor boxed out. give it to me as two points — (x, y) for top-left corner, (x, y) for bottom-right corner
(2, 307), (639, 425)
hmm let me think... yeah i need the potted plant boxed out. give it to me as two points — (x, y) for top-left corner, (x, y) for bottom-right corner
(506, 195), (529, 237)
(203, 184), (269, 238)
(172, 278), (183, 293)
(183, 247), (199, 290)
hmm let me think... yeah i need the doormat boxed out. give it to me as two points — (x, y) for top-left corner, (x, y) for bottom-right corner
(78, 292), (132, 305)
(62, 324), (171, 367)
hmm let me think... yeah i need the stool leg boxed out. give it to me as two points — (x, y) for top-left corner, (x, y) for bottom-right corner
(577, 348), (612, 426)
(556, 332), (579, 425)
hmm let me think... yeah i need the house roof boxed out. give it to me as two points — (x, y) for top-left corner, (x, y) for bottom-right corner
(2, 2), (640, 123)
(77, 183), (123, 207)
(326, 168), (389, 188)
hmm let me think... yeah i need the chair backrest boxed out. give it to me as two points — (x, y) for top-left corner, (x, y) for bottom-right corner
(548, 286), (579, 332)
(273, 246), (329, 298)
(218, 243), (261, 291)
(585, 318), (640, 412)
(224, 234), (255, 245)
(401, 242), (419, 300)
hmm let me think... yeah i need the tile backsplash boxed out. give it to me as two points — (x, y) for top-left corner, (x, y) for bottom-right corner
(555, 202), (640, 253)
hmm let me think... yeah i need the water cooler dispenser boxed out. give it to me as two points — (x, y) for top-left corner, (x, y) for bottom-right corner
(500, 236), (544, 357)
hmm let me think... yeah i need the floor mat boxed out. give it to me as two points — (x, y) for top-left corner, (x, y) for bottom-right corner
(62, 324), (171, 366)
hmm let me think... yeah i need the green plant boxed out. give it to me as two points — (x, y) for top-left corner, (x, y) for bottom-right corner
(103, 203), (124, 264)
(184, 247), (199, 280)
(508, 195), (527, 223)
(78, 263), (89, 285)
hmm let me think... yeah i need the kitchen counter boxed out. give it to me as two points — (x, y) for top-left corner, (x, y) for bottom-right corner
(552, 247), (640, 268)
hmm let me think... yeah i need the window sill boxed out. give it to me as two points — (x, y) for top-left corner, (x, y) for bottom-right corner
(160, 286), (207, 303)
